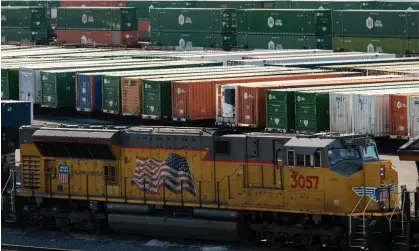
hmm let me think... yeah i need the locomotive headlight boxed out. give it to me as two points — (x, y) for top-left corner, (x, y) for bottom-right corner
(380, 165), (385, 177)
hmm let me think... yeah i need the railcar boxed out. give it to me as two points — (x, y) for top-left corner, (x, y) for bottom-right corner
(2, 124), (419, 250)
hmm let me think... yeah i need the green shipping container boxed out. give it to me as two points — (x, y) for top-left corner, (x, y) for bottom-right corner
(196, 0), (275, 8)
(237, 9), (332, 36)
(151, 31), (237, 49)
(237, 34), (332, 49)
(265, 90), (295, 132)
(1, 28), (48, 43)
(294, 91), (329, 133)
(1, 68), (19, 100)
(150, 8), (236, 33)
(142, 79), (172, 118)
(378, 0), (419, 10)
(274, 1), (292, 8)
(332, 36), (410, 53)
(57, 7), (137, 31)
(127, 1), (197, 19)
(291, 0), (377, 10)
(1, 6), (47, 29)
(332, 10), (419, 38)
(101, 61), (222, 114)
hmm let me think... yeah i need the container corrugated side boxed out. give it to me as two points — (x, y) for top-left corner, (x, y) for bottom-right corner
(1, 100), (32, 128)
(294, 91), (329, 133)
(389, 93), (419, 138)
(407, 95), (419, 138)
(76, 73), (102, 112)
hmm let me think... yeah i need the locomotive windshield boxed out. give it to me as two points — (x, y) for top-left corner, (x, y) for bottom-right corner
(328, 144), (379, 177)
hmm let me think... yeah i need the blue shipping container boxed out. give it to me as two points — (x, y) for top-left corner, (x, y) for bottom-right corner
(76, 73), (102, 112)
(1, 100), (32, 128)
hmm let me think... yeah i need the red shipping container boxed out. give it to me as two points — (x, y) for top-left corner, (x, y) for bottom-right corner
(138, 19), (150, 41)
(171, 72), (362, 122)
(60, 1), (126, 7)
(57, 30), (137, 45)
(390, 93), (419, 138)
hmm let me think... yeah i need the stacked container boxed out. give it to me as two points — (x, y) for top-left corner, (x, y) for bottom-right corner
(1, 6), (49, 44)
(56, 7), (138, 45)
(236, 9), (333, 50)
(389, 93), (419, 138)
(332, 9), (419, 53)
(150, 8), (237, 49)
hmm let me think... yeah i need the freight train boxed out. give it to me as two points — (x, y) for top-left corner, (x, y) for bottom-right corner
(2, 124), (418, 250)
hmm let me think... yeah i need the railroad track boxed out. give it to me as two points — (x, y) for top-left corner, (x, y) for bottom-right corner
(1, 244), (81, 251)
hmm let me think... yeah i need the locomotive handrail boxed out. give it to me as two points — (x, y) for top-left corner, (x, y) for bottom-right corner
(387, 186), (404, 233)
(362, 197), (374, 235)
(1, 170), (13, 196)
(349, 194), (365, 235)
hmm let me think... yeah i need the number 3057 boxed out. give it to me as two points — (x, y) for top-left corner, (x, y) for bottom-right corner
(290, 175), (319, 189)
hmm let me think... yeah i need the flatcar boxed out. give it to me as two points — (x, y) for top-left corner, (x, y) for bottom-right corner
(2, 124), (419, 250)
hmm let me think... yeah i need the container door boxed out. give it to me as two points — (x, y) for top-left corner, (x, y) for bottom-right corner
(173, 84), (188, 120)
(354, 94), (373, 135)
(122, 78), (141, 116)
(142, 80), (162, 117)
(266, 91), (289, 131)
(221, 86), (236, 124)
(295, 92), (318, 133)
(77, 74), (91, 111)
(408, 96), (419, 138)
(19, 70), (35, 103)
(237, 86), (256, 126)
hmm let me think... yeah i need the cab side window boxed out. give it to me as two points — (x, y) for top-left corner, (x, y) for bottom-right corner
(314, 151), (321, 168)
(104, 165), (117, 185)
(287, 151), (295, 166)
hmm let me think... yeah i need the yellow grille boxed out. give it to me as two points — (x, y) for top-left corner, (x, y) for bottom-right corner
(21, 155), (41, 189)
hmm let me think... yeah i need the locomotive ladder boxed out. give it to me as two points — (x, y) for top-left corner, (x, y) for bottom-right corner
(1, 169), (17, 223)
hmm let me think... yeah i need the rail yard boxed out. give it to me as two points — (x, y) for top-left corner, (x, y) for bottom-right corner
(2, 1), (419, 251)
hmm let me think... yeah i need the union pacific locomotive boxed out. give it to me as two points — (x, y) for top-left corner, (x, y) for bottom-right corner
(2, 124), (419, 250)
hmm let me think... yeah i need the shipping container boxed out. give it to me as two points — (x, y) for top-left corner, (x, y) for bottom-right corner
(1, 28), (48, 44)
(57, 7), (137, 31)
(18, 59), (169, 104)
(1, 68), (19, 100)
(378, 0), (419, 10)
(291, 0), (377, 9)
(332, 37), (411, 53)
(335, 88), (419, 136)
(1, 101), (32, 129)
(237, 9), (332, 36)
(389, 93), (419, 138)
(237, 34), (332, 49)
(229, 75), (412, 128)
(127, 0), (196, 19)
(138, 18), (151, 41)
(57, 30), (138, 45)
(170, 71), (355, 123)
(1, 6), (47, 29)
(118, 66), (262, 117)
(197, 0), (274, 9)
(101, 61), (223, 114)
(141, 68), (318, 120)
(151, 31), (237, 49)
(42, 61), (220, 109)
(150, 8), (236, 33)
(265, 78), (418, 132)
(60, 1), (126, 7)
(332, 10), (419, 38)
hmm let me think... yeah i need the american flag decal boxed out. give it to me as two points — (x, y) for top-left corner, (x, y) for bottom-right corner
(131, 153), (196, 195)
(58, 164), (70, 184)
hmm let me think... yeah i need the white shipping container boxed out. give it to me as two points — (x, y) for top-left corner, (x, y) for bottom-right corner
(340, 88), (419, 136)
(407, 96), (419, 138)
(329, 82), (419, 134)
(19, 69), (40, 104)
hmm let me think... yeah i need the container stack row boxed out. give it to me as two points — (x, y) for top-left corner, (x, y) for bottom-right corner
(1, 6), (50, 44)
(56, 7), (138, 45)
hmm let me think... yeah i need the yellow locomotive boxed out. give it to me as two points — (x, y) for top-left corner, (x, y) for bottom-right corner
(3, 124), (418, 250)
